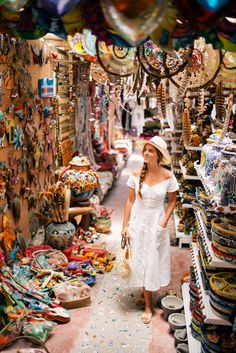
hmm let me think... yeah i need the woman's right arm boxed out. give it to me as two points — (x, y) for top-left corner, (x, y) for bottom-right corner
(121, 187), (135, 237)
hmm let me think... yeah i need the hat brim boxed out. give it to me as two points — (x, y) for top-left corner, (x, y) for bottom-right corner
(136, 139), (172, 165)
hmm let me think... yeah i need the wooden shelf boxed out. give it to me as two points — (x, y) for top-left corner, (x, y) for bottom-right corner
(174, 211), (192, 248)
(191, 243), (232, 326)
(184, 145), (202, 151)
(194, 162), (236, 214)
(182, 283), (201, 353)
(179, 161), (200, 180)
(195, 211), (236, 269)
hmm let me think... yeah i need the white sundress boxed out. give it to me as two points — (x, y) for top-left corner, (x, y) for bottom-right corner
(126, 173), (179, 292)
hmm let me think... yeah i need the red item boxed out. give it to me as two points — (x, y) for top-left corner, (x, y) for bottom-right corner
(63, 244), (80, 258)
(25, 245), (52, 258)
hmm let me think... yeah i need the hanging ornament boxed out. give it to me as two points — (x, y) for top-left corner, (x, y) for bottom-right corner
(170, 38), (222, 91)
(100, 0), (167, 47)
(138, 39), (189, 80)
(182, 107), (191, 147)
(215, 81), (225, 124)
(13, 125), (23, 150)
(96, 40), (137, 77)
(40, 0), (82, 17)
(173, 0), (233, 32)
(0, 0), (28, 12)
(195, 0), (231, 12)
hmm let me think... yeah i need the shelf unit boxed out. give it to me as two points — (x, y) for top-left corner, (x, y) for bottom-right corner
(179, 161), (200, 180)
(184, 146), (203, 151)
(174, 211), (192, 248)
(191, 243), (232, 326)
(195, 210), (236, 269)
(182, 203), (193, 209)
(182, 283), (201, 353)
(194, 162), (236, 214)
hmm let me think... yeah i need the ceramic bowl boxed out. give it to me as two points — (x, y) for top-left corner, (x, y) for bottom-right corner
(176, 343), (189, 353)
(161, 296), (184, 320)
(168, 313), (186, 332)
(174, 329), (188, 347)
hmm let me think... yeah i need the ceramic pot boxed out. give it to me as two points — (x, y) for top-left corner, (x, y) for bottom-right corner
(161, 295), (184, 320)
(94, 217), (111, 233)
(168, 313), (186, 332)
(174, 329), (188, 347)
(220, 157), (236, 207)
(46, 221), (76, 250)
(204, 144), (222, 177)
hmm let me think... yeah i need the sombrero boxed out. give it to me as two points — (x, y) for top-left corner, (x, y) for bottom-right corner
(136, 135), (171, 165)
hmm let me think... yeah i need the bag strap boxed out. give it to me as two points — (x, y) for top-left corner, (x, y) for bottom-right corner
(121, 236), (130, 249)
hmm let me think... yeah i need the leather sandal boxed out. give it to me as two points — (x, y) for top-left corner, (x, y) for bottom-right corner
(141, 311), (153, 324)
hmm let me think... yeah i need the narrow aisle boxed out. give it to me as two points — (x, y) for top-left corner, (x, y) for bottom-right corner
(71, 151), (153, 353)
(70, 150), (191, 353)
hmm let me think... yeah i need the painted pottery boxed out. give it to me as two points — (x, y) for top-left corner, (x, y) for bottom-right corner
(220, 157), (236, 207)
(46, 221), (75, 250)
(94, 217), (111, 233)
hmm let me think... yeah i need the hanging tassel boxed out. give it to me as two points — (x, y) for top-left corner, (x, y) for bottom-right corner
(178, 71), (190, 101)
(215, 81), (225, 123)
(219, 93), (233, 142)
(198, 88), (205, 116)
(156, 83), (166, 119)
(182, 107), (191, 147)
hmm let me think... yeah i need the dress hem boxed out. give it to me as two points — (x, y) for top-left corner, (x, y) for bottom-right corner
(127, 280), (171, 292)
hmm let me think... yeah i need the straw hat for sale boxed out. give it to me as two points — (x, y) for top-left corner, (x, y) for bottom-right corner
(136, 135), (171, 165)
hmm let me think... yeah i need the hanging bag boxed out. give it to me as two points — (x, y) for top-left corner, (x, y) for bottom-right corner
(116, 236), (132, 279)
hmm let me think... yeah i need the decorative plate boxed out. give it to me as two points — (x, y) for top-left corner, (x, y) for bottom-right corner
(210, 272), (236, 300)
(138, 39), (188, 79)
(96, 40), (138, 77)
(170, 38), (223, 90)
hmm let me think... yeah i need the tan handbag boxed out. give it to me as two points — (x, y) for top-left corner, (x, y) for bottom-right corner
(116, 237), (131, 279)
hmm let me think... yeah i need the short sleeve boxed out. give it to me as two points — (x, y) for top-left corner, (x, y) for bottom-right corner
(167, 176), (179, 192)
(127, 174), (136, 189)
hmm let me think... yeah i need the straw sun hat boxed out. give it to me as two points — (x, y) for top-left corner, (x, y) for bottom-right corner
(136, 136), (171, 165)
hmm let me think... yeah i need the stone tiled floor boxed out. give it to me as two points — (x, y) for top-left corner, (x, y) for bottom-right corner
(3, 150), (191, 353)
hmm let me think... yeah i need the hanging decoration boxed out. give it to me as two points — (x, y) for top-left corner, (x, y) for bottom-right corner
(173, 0), (234, 32)
(90, 63), (108, 85)
(67, 29), (97, 62)
(170, 38), (223, 90)
(138, 39), (189, 79)
(40, 0), (82, 17)
(96, 40), (138, 77)
(216, 51), (236, 89)
(100, 0), (167, 47)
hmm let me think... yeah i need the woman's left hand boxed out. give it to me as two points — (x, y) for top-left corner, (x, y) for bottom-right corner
(159, 221), (167, 229)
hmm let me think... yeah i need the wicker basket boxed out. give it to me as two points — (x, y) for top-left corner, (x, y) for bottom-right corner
(60, 295), (91, 309)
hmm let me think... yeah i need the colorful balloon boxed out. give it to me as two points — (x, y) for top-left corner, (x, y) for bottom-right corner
(40, 0), (81, 17)
(173, 0), (234, 32)
(100, 0), (167, 46)
(195, 0), (230, 12)
(0, 0), (28, 12)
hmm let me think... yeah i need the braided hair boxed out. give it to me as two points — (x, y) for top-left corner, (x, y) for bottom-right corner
(138, 163), (147, 199)
(138, 146), (164, 199)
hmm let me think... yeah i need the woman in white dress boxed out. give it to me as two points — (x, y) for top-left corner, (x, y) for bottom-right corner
(121, 136), (179, 324)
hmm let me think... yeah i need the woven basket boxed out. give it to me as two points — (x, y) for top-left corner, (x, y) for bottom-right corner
(60, 295), (91, 309)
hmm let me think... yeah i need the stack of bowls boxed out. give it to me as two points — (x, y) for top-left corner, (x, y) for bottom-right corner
(211, 218), (236, 264)
(209, 272), (236, 322)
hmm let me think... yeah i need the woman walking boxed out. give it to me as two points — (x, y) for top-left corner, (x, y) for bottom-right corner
(122, 136), (179, 324)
